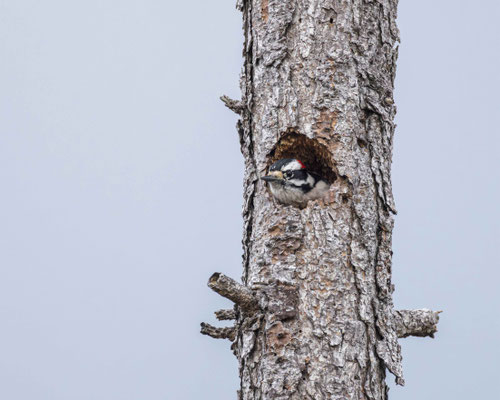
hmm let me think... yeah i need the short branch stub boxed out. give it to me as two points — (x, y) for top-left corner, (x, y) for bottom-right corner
(208, 273), (259, 314)
(394, 309), (441, 339)
(220, 95), (245, 114)
(215, 309), (237, 321)
(200, 322), (236, 341)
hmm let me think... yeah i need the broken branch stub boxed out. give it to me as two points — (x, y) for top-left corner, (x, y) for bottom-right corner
(394, 309), (441, 339)
(215, 309), (237, 321)
(207, 273), (259, 314)
(220, 95), (244, 114)
(200, 322), (236, 341)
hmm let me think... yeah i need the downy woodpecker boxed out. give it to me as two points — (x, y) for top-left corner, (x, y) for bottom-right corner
(261, 158), (330, 207)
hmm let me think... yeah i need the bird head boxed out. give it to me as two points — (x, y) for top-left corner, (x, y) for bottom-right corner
(261, 158), (307, 185)
(261, 158), (330, 206)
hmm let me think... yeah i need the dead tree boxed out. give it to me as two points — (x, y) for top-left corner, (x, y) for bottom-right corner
(202, 0), (440, 398)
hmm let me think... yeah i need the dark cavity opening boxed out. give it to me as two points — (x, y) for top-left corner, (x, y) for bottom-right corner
(357, 138), (367, 148)
(268, 131), (337, 184)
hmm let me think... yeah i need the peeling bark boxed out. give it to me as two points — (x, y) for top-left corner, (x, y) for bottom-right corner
(201, 0), (440, 399)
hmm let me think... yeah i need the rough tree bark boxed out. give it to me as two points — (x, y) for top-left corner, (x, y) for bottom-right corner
(202, 1), (440, 399)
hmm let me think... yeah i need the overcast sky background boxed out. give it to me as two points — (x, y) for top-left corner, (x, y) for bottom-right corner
(0, 1), (499, 399)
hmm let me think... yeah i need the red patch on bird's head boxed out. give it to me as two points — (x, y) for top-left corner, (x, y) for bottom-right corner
(296, 159), (306, 169)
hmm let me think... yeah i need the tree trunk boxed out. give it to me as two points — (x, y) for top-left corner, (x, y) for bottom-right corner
(202, 1), (440, 399)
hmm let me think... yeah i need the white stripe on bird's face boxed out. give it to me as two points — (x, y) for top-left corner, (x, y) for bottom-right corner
(287, 178), (307, 187)
(281, 160), (304, 171)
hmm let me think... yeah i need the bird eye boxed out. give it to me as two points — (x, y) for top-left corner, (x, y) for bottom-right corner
(283, 171), (292, 179)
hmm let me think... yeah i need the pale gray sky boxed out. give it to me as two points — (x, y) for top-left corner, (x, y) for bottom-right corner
(0, 1), (499, 399)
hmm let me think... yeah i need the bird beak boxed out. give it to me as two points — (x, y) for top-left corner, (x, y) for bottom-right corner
(261, 171), (283, 182)
(261, 175), (280, 182)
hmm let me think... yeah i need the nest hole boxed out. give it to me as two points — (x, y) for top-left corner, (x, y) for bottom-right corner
(268, 131), (337, 184)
